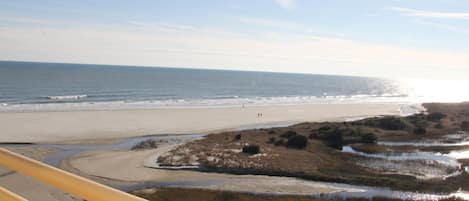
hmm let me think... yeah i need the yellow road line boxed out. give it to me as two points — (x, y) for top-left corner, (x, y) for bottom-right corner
(0, 187), (28, 201)
(0, 148), (147, 201)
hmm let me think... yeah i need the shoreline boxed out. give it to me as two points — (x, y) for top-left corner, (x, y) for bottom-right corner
(3, 102), (469, 201)
(0, 103), (415, 143)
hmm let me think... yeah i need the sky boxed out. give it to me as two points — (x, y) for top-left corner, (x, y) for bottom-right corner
(1, 0), (469, 79)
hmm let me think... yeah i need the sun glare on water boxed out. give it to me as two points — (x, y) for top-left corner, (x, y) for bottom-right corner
(402, 79), (469, 103)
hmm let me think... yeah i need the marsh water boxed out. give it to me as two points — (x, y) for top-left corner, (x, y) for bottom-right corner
(3, 133), (469, 201)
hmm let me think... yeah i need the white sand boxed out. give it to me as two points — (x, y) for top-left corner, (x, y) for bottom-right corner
(0, 103), (405, 143)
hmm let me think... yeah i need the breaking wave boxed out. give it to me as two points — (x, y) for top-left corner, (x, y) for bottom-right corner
(46, 95), (88, 100)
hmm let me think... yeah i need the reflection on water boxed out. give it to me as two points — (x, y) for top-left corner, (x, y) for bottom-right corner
(342, 146), (461, 179)
(403, 79), (469, 103)
(342, 146), (459, 166)
(446, 150), (469, 160)
(122, 174), (465, 201)
(379, 140), (469, 147)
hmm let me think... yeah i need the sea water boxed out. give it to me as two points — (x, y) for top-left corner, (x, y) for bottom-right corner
(0, 60), (438, 112)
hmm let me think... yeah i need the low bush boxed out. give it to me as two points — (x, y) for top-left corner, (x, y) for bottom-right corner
(267, 130), (276, 135)
(427, 112), (446, 122)
(413, 126), (426, 135)
(377, 117), (407, 130)
(318, 126), (331, 131)
(435, 122), (444, 129)
(286, 135), (308, 149)
(267, 137), (276, 144)
(131, 139), (158, 150)
(407, 113), (426, 123)
(280, 130), (297, 139)
(242, 145), (260, 155)
(274, 139), (285, 146)
(308, 133), (317, 139)
(462, 121), (469, 131)
(234, 134), (241, 141)
(361, 133), (377, 143)
(325, 129), (344, 150)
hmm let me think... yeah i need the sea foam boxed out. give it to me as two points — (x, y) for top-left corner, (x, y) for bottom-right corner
(47, 95), (88, 100)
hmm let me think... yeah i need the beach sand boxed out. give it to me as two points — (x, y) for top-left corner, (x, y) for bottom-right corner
(63, 147), (346, 196)
(0, 103), (407, 143)
(0, 103), (412, 201)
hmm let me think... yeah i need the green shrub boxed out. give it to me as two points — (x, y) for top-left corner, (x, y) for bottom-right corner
(377, 117), (407, 130)
(325, 129), (344, 150)
(407, 113), (426, 122)
(267, 137), (276, 144)
(308, 133), (317, 139)
(462, 121), (469, 131)
(234, 134), (241, 141)
(361, 133), (377, 143)
(427, 112), (446, 122)
(286, 135), (308, 149)
(413, 126), (426, 135)
(274, 139), (285, 146)
(280, 130), (297, 139)
(242, 145), (260, 155)
(318, 126), (331, 131)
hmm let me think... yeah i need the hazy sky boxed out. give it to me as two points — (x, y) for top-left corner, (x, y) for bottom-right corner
(1, 0), (469, 79)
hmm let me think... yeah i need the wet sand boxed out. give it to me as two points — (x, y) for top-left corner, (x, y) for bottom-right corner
(63, 148), (345, 195)
(0, 103), (407, 143)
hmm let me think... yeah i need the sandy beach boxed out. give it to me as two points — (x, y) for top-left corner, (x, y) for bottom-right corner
(0, 103), (419, 201)
(0, 103), (410, 143)
(63, 146), (346, 195)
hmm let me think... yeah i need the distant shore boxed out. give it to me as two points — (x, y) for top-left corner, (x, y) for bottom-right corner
(0, 103), (414, 143)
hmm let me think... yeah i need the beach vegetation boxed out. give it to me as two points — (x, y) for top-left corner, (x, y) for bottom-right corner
(363, 116), (408, 130)
(131, 139), (158, 150)
(313, 126), (377, 148)
(324, 129), (344, 150)
(286, 135), (308, 149)
(274, 139), (285, 146)
(461, 121), (469, 131)
(361, 133), (377, 143)
(413, 126), (426, 135)
(280, 130), (297, 139)
(234, 134), (242, 141)
(318, 126), (331, 131)
(242, 144), (260, 155)
(267, 137), (277, 144)
(427, 112), (446, 122)
(377, 117), (407, 130)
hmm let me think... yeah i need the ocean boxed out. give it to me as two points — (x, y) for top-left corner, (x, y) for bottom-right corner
(0, 61), (437, 112)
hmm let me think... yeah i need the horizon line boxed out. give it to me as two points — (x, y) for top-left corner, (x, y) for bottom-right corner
(0, 59), (382, 80)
